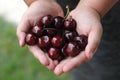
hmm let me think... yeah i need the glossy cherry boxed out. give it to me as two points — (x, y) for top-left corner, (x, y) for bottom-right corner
(40, 15), (53, 27)
(57, 48), (67, 61)
(63, 31), (78, 42)
(48, 47), (60, 60)
(64, 42), (81, 57)
(51, 36), (64, 48)
(73, 35), (88, 50)
(38, 35), (51, 49)
(52, 16), (64, 29)
(31, 24), (43, 37)
(25, 33), (38, 45)
(64, 18), (76, 31)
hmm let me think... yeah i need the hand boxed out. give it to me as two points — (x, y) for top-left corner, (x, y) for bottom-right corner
(16, 0), (64, 70)
(54, 5), (103, 75)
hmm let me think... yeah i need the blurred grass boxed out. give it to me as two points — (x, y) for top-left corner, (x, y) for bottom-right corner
(0, 17), (71, 80)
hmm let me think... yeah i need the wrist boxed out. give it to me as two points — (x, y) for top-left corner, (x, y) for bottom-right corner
(75, 3), (101, 21)
(76, 0), (118, 17)
(24, 0), (56, 6)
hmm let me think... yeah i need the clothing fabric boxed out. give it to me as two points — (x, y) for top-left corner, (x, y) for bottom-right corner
(57, 0), (79, 14)
(57, 0), (120, 80)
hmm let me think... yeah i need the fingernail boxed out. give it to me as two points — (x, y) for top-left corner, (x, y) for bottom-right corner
(55, 67), (63, 76)
(86, 53), (93, 60)
(19, 38), (24, 47)
(63, 65), (70, 72)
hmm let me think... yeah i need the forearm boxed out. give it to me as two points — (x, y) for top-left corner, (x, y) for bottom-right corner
(77, 0), (118, 16)
(24, 0), (56, 6)
(24, 0), (36, 6)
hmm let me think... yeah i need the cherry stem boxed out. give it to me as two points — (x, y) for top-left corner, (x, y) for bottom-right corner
(64, 5), (70, 19)
(44, 28), (56, 30)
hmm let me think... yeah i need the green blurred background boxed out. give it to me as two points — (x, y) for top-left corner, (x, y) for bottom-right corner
(0, 17), (70, 80)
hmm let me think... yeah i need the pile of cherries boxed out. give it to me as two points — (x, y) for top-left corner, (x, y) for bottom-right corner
(25, 15), (88, 61)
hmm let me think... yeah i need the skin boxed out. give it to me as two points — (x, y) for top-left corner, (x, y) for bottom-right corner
(17, 0), (118, 75)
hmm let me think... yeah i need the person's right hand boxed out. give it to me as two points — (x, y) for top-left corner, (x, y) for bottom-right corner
(16, 0), (64, 70)
(54, 3), (103, 75)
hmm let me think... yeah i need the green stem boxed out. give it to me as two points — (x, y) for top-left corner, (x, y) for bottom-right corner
(64, 5), (70, 19)
(44, 28), (56, 30)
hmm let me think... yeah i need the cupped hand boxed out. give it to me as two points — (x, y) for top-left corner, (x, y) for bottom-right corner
(16, 0), (64, 69)
(54, 6), (103, 75)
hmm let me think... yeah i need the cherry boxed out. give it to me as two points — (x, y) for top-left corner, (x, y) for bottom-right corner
(73, 35), (88, 50)
(40, 15), (53, 27)
(51, 36), (64, 48)
(48, 47), (60, 60)
(31, 24), (43, 37)
(64, 42), (81, 57)
(63, 31), (78, 42)
(57, 53), (65, 62)
(64, 18), (76, 31)
(52, 16), (64, 29)
(25, 33), (38, 45)
(43, 29), (57, 37)
(38, 35), (51, 49)
(57, 48), (68, 61)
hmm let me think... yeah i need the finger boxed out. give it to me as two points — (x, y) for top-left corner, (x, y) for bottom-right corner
(63, 51), (86, 72)
(85, 26), (102, 59)
(54, 60), (59, 66)
(54, 58), (71, 75)
(47, 60), (55, 70)
(28, 45), (49, 66)
(16, 17), (30, 47)
(56, 11), (64, 17)
(46, 55), (58, 70)
(17, 32), (26, 47)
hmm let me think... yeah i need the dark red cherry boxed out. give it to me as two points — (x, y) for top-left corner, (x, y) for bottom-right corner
(61, 46), (69, 57)
(38, 35), (51, 49)
(48, 47), (60, 60)
(64, 18), (76, 31)
(25, 33), (38, 45)
(52, 16), (64, 29)
(51, 36), (64, 48)
(64, 42), (81, 57)
(43, 29), (57, 37)
(57, 53), (65, 62)
(31, 24), (43, 37)
(73, 35), (88, 50)
(63, 31), (78, 42)
(41, 15), (53, 27)
(57, 48), (67, 61)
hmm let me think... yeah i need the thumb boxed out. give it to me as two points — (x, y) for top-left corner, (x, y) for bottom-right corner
(16, 18), (30, 47)
(85, 25), (102, 59)
(16, 31), (26, 47)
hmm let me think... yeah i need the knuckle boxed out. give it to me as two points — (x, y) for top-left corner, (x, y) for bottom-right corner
(84, 53), (92, 62)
